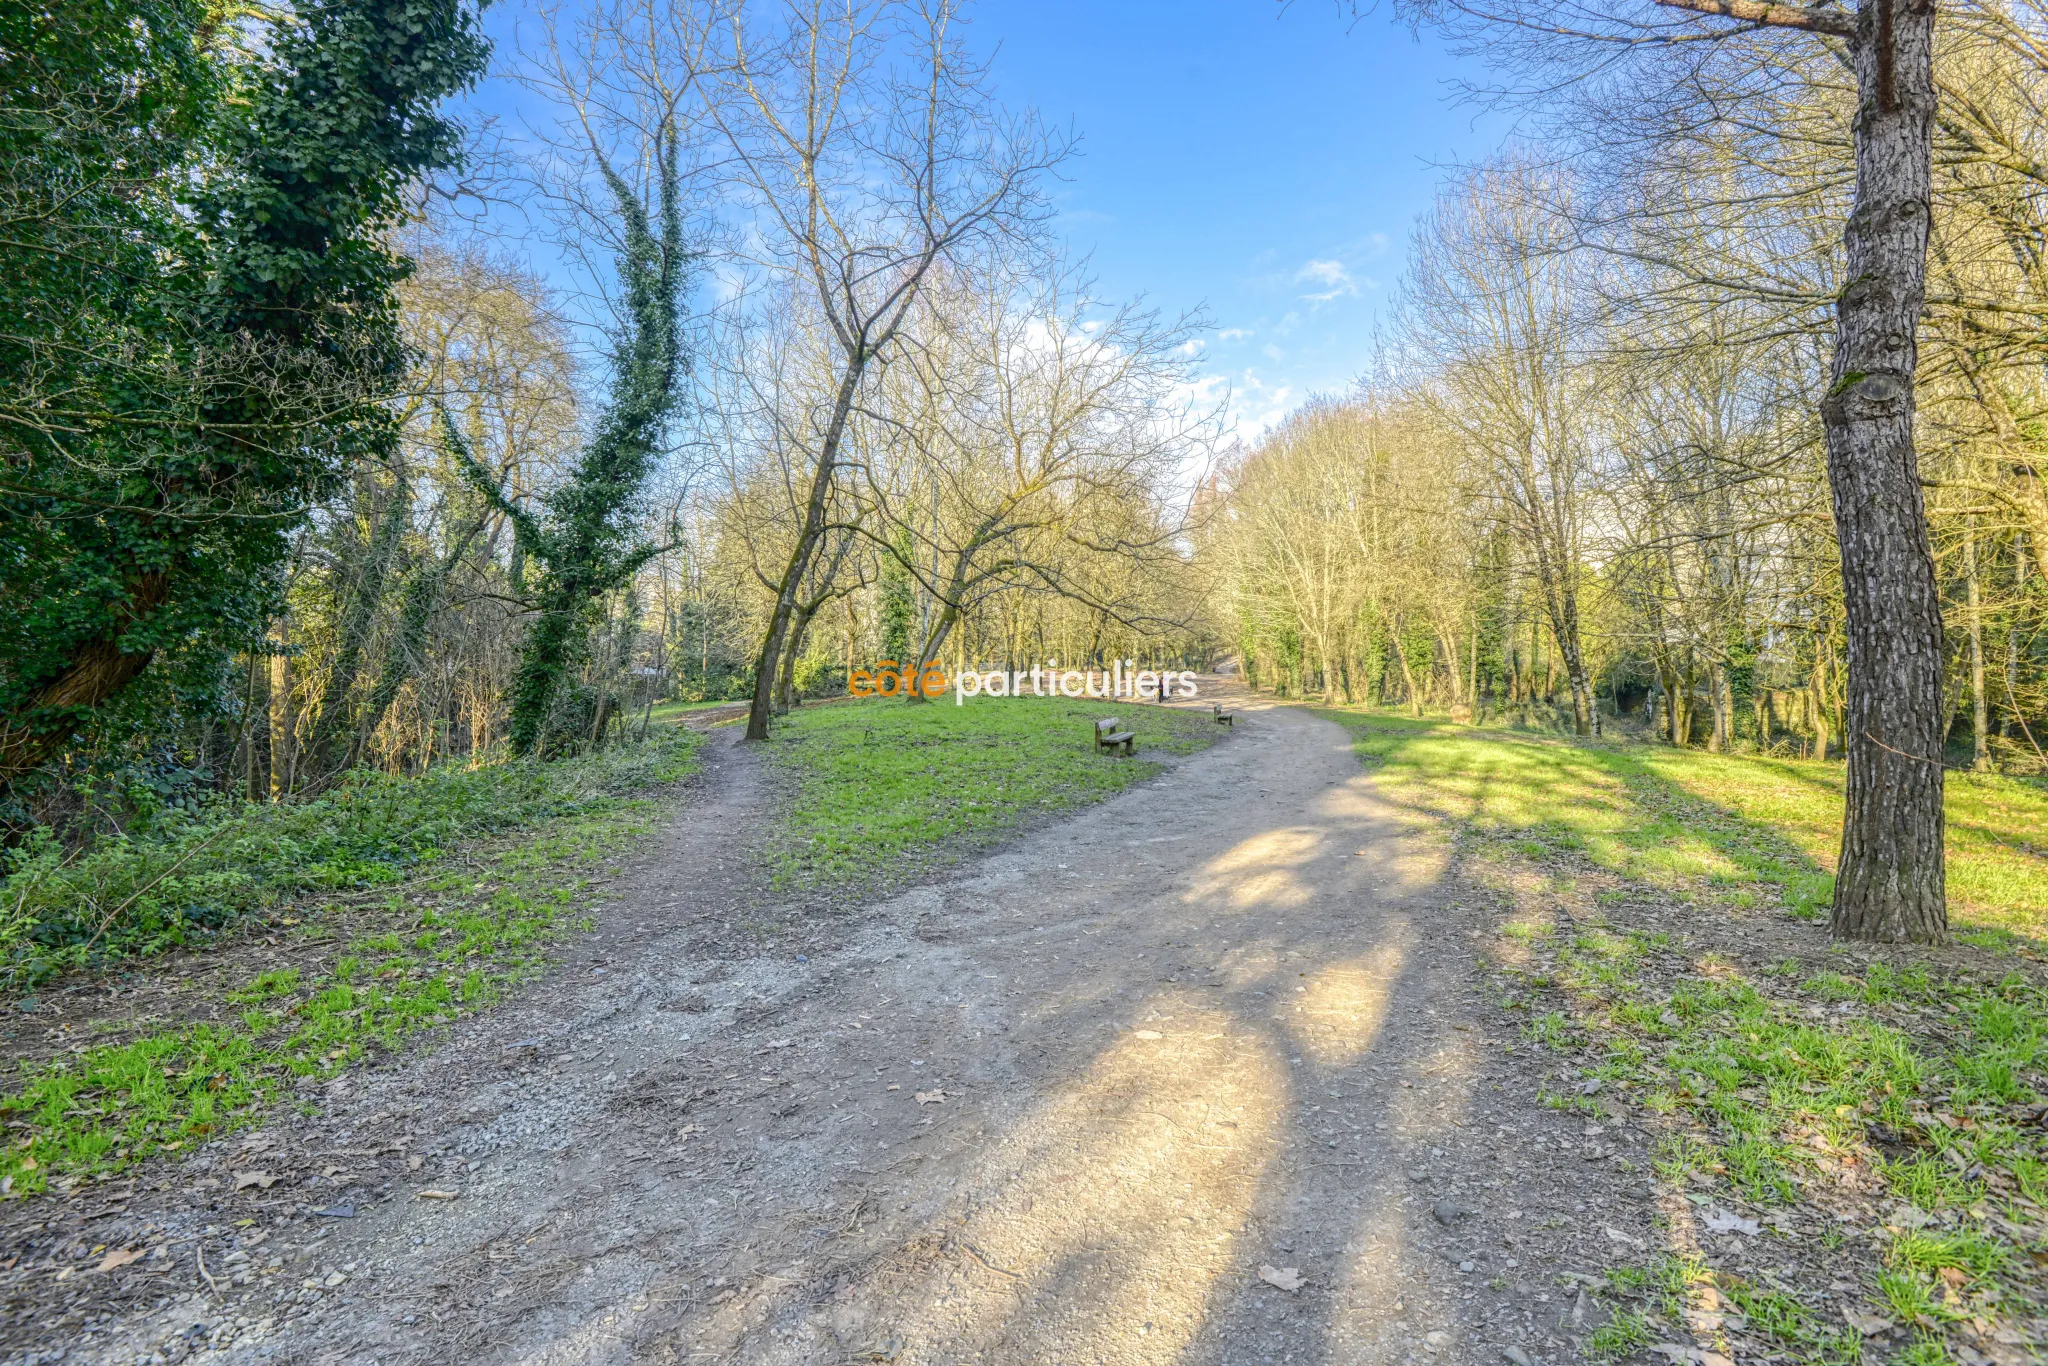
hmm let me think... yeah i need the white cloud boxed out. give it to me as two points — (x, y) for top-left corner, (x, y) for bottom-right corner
(1216, 327), (1253, 343)
(1293, 257), (1359, 304)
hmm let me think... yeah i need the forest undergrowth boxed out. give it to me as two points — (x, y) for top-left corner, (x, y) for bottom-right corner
(0, 729), (704, 1197)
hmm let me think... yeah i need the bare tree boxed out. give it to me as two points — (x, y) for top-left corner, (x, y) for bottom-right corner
(701, 0), (1064, 740)
(1400, 161), (1604, 734)
(859, 258), (1213, 689)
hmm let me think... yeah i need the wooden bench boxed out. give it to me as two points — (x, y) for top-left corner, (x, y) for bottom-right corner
(1093, 717), (1135, 756)
(1212, 702), (1235, 728)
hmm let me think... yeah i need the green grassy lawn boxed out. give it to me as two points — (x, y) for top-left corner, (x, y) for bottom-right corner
(763, 695), (1222, 886)
(1318, 708), (2048, 1365)
(0, 729), (701, 1196)
(1332, 714), (2048, 951)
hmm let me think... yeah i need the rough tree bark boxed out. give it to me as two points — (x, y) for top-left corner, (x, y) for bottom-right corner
(1652, 0), (1947, 942)
(1820, 0), (1947, 942)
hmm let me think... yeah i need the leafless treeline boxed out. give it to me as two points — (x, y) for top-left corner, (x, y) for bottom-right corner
(1205, 0), (2048, 774)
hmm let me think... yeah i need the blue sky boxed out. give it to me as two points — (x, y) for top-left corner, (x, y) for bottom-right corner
(464, 1), (1507, 443)
(962, 1), (1505, 438)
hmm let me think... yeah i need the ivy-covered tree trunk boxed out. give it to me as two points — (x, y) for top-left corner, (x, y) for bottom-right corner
(464, 144), (689, 756)
(509, 599), (594, 755)
(307, 471), (413, 776)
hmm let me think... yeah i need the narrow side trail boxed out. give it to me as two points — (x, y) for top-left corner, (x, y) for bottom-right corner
(127, 699), (1656, 1366)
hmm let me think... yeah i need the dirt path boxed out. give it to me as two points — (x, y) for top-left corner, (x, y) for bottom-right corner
(74, 697), (1661, 1366)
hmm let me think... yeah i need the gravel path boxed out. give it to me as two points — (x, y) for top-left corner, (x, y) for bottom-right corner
(67, 695), (1660, 1366)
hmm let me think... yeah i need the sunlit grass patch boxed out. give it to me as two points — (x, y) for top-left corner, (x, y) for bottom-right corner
(1631, 751), (2048, 942)
(1314, 705), (2048, 1357)
(1316, 707), (2047, 948)
(764, 695), (1221, 886)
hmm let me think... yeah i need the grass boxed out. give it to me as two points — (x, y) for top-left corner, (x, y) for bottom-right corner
(1, 694), (1229, 1197)
(1316, 708), (2048, 1363)
(0, 731), (709, 987)
(762, 695), (1223, 886)
(1327, 713), (2048, 948)
(1603, 1251), (1868, 1366)
(0, 728), (701, 1196)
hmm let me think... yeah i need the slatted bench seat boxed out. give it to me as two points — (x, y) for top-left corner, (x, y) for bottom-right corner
(1093, 717), (1136, 756)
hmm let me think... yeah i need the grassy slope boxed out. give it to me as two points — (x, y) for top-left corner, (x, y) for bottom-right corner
(0, 731), (701, 1195)
(763, 695), (1221, 886)
(1321, 710), (2047, 1366)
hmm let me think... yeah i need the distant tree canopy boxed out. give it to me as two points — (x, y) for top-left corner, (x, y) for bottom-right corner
(0, 0), (488, 791)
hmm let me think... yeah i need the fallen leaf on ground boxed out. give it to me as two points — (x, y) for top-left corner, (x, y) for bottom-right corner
(1841, 1307), (1894, 1336)
(1701, 1208), (1760, 1236)
(914, 1090), (945, 1105)
(1134, 1030), (1163, 1040)
(765, 1039), (793, 1049)
(1258, 1265), (1305, 1293)
(406, 1156), (424, 1171)
(415, 1189), (460, 1200)
(95, 1248), (144, 1273)
(232, 1170), (278, 1191)
(1603, 1226), (1644, 1247)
